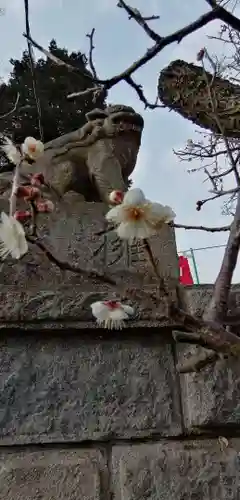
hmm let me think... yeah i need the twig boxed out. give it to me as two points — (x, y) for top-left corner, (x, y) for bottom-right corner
(0, 93), (20, 119)
(9, 159), (22, 216)
(26, 235), (117, 286)
(125, 76), (163, 109)
(117, 0), (161, 43)
(67, 86), (105, 101)
(172, 222), (231, 232)
(196, 187), (240, 210)
(23, 5), (240, 106)
(86, 28), (98, 79)
(23, 33), (94, 83)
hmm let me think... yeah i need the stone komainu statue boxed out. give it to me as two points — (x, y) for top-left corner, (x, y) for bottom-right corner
(19, 104), (144, 203)
(158, 59), (240, 138)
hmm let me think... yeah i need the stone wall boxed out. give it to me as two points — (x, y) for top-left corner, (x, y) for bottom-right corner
(0, 284), (240, 499)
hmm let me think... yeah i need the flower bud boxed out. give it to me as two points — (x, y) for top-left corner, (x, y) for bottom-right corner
(15, 186), (41, 202)
(197, 48), (205, 61)
(14, 210), (32, 222)
(36, 200), (54, 213)
(109, 190), (124, 205)
(31, 172), (45, 186)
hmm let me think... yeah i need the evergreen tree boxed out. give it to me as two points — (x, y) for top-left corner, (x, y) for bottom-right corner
(0, 39), (106, 170)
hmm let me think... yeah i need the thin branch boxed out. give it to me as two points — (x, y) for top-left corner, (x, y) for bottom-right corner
(117, 0), (161, 43)
(172, 222), (231, 232)
(125, 76), (164, 109)
(27, 235), (117, 286)
(102, 9), (221, 90)
(24, 6), (240, 105)
(204, 197), (240, 322)
(86, 28), (98, 79)
(0, 92), (20, 119)
(23, 33), (94, 83)
(196, 187), (240, 210)
(67, 86), (106, 102)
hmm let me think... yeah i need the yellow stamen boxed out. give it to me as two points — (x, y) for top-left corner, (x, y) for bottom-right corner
(125, 206), (145, 221)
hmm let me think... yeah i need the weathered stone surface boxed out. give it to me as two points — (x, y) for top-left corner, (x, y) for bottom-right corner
(184, 284), (240, 317)
(0, 449), (107, 500)
(0, 334), (182, 444)
(0, 195), (178, 279)
(0, 194), (180, 323)
(112, 440), (240, 499)
(177, 344), (240, 430)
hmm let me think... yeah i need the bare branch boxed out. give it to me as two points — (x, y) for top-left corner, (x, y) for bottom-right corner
(67, 86), (106, 102)
(117, 0), (161, 42)
(125, 76), (164, 109)
(196, 187), (240, 210)
(86, 28), (98, 79)
(0, 92), (20, 119)
(24, 7), (240, 105)
(27, 235), (117, 286)
(173, 222), (231, 232)
(23, 33), (94, 83)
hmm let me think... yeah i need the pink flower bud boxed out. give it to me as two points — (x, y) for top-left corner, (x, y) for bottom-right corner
(197, 48), (205, 61)
(31, 172), (45, 187)
(36, 200), (54, 213)
(14, 210), (32, 222)
(15, 185), (41, 201)
(109, 190), (124, 205)
(103, 300), (121, 310)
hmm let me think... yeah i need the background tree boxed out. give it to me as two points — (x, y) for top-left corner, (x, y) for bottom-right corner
(0, 39), (106, 170)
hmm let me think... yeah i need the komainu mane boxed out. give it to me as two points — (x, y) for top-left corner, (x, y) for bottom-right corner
(158, 59), (240, 138)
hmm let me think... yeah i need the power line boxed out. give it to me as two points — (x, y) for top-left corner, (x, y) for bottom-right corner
(23, 0), (44, 142)
(179, 243), (226, 254)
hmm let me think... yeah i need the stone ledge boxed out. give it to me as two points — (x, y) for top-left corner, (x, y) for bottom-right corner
(0, 283), (239, 326)
(112, 439), (240, 499)
(0, 333), (182, 444)
(0, 449), (107, 500)
(177, 344), (240, 430)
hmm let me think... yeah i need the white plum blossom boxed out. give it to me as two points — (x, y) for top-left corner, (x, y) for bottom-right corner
(1, 137), (21, 165)
(106, 188), (176, 243)
(21, 137), (44, 161)
(91, 300), (134, 329)
(0, 212), (28, 260)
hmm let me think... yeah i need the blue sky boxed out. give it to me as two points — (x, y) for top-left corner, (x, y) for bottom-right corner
(0, 0), (239, 283)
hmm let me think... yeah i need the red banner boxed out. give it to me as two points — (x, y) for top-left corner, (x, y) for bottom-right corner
(178, 256), (194, 285)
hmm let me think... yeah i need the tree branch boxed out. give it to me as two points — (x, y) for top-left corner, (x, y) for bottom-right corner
(24, 5), (240, 106)
(124, 75), (163, 109)
(86, 28), (98, 79)
(204, 195), (240, 322)
(27, 235), (117, 286)
(0, 92), (20, 119)
(117, 0), (161, 42)
(196, 187), (240, 210)
(172, 222), (231, 232)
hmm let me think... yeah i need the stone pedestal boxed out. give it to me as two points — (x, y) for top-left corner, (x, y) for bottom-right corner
(0, 193), (179, 324)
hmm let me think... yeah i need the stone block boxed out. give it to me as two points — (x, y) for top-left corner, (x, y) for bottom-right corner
(112, 440), (240, 499)
(177, 344), (240, 430)
(0, 334), (182, 444)
(0, 194), (179, 322)
(0, 193), (178, 281)
(0, 449), (107, 500)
